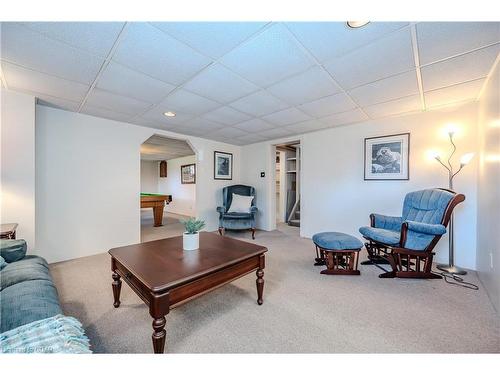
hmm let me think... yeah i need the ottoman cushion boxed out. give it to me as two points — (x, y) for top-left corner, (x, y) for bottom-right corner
(312, 232), (363, 250)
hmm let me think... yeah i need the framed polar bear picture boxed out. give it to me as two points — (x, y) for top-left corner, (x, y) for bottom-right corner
(364, 133), (410, 180)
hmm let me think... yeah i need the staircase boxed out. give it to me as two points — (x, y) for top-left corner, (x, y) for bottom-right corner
(288, 207), (300, 227)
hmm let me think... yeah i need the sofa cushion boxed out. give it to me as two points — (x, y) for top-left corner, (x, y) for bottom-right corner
(359, 226), (400, 246)
(1, 279), (62, 333)
(222, 212), (253, 219)
(0, 239), (27, 263)
(0, 255), (51, 291)
(0, 256), (6, 270)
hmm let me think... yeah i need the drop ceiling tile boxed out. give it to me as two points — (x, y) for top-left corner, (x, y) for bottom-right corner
(348, 70), (419, 106)
(229, 90), (289, 116)
(97, 62), (176, 103)
(80, 105), (133, 123)
(286, 22), (409, 62)
(233, 118), (275, 133)
(156, 89), (221, 115)
(421, 45), (499, 91)
(259, 127), (294, 139)
(236, 133), (267, 144)
(261, 107), (312, 126)
(205, 134), (234, 144)
(363, 95), (422, 118)
(298, 92), (356, 118)
(425, 78), (485, 108)
(417, 22), (500, 65)
(320, 108), (369, 126)
(173, 126), (207, 137)
(141, 107), (195, 125)
(132, 117), (165, 129)
(284, 119), (330, 134)
(85, 88), (151, 116)
(1, 23), (104, 84)
(267, 66), (340, 105)
(20, 22), (125, 57)
(324, 28), (415, 89)
(183, 117), (225, 131)
(112, 22), (211, 85)
(211, 127), (249, 139)
(220, 23), (315, 86)
(151, 22), (267, 59)
(184, 63), (258, 103)
(2, 62), (89, 102)
(201, 106), (251, 125)
(36, 94), (80, 112)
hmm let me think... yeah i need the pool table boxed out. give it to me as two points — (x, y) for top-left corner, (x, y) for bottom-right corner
(141, 193), (172, 227)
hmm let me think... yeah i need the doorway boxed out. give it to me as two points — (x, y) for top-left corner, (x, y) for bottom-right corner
(140, 135), (196, 242)
(274, 141), (301, 229)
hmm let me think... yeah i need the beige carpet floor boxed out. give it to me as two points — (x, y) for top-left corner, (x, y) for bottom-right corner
(49, 223), (499, 353)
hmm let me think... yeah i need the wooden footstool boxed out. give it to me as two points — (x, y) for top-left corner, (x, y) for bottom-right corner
(312, 232), (363, 275)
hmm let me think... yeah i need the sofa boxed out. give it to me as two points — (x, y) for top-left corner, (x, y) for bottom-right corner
(0, 239), (90, 353)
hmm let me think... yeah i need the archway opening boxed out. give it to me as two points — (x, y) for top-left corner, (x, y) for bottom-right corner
(140, 134), (196, 242)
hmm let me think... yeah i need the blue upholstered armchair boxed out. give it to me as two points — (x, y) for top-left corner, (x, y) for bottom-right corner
(217, 185), (258, 239)
(359, 188), (465, 279)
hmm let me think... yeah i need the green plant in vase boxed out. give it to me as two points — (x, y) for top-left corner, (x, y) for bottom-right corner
(181, 218), (205, 250)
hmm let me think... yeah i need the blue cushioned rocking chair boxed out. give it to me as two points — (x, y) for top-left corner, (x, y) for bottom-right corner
(217, 185), (258, 239)
(359, 188), (465, 279)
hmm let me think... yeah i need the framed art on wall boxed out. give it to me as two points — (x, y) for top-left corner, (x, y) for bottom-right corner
(214, 151), (233, 180)
(181, 163), (196, 184)
(364, 133), (410, 180)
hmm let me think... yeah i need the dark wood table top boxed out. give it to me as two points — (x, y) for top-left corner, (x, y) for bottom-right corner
(109, 232), (267, 293)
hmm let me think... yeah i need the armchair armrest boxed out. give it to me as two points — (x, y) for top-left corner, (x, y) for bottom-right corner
(216, 206), (227, 214)
(404, 220), (446, 236)
(250, 206), (258, 214)
(370, 213), (403, 231)
(399, 221), (447, 250)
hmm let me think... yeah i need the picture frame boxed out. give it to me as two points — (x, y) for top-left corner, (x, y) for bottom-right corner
(181, 163), (196, 184)
(364, 133), (410, 180)
(214, 151), (233, 180)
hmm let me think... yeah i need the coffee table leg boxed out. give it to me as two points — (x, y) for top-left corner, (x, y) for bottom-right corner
(112, 272), (122, 308)
(256, 268), (264, 305)
(152, 317), (166, 354)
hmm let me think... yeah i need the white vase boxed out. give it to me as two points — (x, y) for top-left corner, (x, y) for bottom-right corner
(183, 232), (199, 251)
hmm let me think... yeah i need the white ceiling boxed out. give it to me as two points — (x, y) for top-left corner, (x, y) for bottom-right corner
(140, 135), (194, 161)
(1, 22), (498, 145)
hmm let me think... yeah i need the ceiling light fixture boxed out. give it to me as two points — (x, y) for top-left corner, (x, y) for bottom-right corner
(346, 21), (370, 28)
(163, 111), (176, 117)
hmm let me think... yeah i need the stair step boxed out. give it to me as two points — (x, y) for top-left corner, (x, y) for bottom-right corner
(295, 211), (300, 219)
(288, 219), (300, 227)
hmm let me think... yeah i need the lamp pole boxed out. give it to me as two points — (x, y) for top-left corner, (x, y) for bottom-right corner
(433, 131), (473, 275)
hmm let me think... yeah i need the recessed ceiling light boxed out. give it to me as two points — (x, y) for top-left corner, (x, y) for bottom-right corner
(163, 111), (176, 117)
(346, 21), (370, 28)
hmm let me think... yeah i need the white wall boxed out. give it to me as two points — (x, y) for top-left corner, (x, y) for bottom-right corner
(0, 89), (36, 248)
(158, 155), (196, 217)
(140, 160), (159, 193)
(241, 102), (479, 270)
(477, 61), (500, 311)
(35, 105), (240, 263)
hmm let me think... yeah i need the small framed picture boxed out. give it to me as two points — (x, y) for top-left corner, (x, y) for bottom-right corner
(214, 151), (233, 180)
(364, 133), (410, 180)
(181, 164), (196, 184)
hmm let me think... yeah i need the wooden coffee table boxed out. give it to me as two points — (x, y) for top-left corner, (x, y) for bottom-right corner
(108, 232), (267, 353)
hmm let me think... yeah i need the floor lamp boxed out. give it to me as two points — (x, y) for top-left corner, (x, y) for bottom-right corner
(431, 129), (474, 275)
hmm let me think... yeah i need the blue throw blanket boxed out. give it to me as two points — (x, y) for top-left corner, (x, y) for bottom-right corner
(0, 314), (91, 354)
